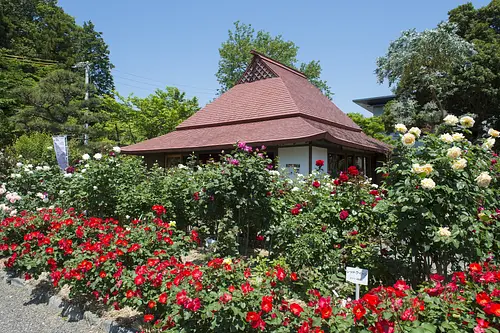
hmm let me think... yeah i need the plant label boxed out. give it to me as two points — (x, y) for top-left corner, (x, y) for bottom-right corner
(346, 267), (368, 286)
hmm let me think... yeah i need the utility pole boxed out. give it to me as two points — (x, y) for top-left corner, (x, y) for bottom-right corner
(73, 61), (90, 145)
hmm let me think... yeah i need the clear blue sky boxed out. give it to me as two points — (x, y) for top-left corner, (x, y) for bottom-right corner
(59, 0), (490, 117)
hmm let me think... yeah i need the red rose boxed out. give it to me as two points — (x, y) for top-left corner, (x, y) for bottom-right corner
(469, 263), (482, 273)
(256, 235), (265, 242)
(315, 159), (324, 167)
(339, 210), (349, 220)
(291, 207), (300, 216)
(158, 293), (168, 304)
(353, 303), (366, 320)
(276, 266), (286, 281)
(219, 293), (232, 304)
(290, 272), (298, 281)
(348, 166), (359, 176)
(261, 296), (273, 313)
(99, 271), (106, 278)
(312, 180), (320, 188)
(152, 205), (166, 216)
(290, 303), (304, 316)
(476, 292), (492, 306)
(484, 302), (500, 316)
(143, 314), (154, 322)
(148, 300), (156, 309)
(246, 311), (260, 322)
(321, 305), (332, 319)
(339, 172), (349, 182)
(125, 290), (134, 298)
(45, 247), (54, 254)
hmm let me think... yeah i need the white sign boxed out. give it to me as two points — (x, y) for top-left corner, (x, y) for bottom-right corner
(346, 267), (368, 286)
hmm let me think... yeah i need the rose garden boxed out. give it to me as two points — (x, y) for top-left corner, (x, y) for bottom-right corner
(0, 116), (499, 332)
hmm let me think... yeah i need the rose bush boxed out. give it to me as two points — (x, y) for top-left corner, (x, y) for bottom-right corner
(379, 118), (500, 284)
(2, 207), (500, 332)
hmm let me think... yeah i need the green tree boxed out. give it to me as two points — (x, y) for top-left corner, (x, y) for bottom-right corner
(99, 88), (199, 144)
(376, 1), (500, 133)
(75, 21), (114, 96)
(12, 69), (100, 139)
(347, 113), (393, 143)
(216, 21), (332, 98)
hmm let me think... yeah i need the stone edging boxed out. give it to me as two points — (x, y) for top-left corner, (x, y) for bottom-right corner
(0, 269), (138, 333)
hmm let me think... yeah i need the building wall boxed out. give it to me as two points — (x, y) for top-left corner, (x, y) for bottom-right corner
(278, 146), (309, 177)
(311, 146), (328, 173)
(372, 105), (384, 117)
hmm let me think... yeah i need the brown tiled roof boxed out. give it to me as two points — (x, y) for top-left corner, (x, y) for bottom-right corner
(121, 117), (325, 154)
(122, 51), (390, 155)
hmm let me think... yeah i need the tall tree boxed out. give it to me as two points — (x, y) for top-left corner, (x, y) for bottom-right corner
(75, 21), (114, 96)
(376, 1), (500, 133)
(12, 69), (97, 137)
(216, 21), (332, 98)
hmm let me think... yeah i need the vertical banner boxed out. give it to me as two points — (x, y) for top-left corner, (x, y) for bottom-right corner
(52, 135), (69, 171)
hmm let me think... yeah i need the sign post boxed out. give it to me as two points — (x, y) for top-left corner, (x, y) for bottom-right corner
(346, 266), (368, 300)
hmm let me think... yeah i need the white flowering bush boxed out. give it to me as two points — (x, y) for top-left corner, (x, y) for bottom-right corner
(380, 117), (500, 283)
(0, 162), (64, 218)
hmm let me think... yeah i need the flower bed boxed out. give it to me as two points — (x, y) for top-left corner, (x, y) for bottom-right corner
(1, 206), (500, 332)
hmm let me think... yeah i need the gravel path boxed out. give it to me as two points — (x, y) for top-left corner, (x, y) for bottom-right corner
(0, 276), (101, 333)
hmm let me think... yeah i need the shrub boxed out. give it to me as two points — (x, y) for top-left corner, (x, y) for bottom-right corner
(6, 132), (57, 165)
(379, 118), (500, 284)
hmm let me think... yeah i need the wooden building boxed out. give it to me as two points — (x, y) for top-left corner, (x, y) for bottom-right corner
(122, 51), (390, 178)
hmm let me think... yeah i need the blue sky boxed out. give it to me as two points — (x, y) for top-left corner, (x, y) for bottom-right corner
(59, 0), (490, 117)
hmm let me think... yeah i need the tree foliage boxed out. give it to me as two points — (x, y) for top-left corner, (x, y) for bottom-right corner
(347, 113), (394, 144)
(0, 0), (114, 146)
(216, 21), (332, 98)
(376, 1), (499, 134)
(98, 88), (200, 145)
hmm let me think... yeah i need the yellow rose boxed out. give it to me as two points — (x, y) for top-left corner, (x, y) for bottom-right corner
(451, 158), (467, 170)
(222, 258), (233, 265)
(409, 127), (421, 138)
(440, 134), (454, 143)
(443, 115), (459, 126)
(412, 163), (424, 174)
(421, 164), (433, 175)
(395, 123), (408, 133)
(482, 138), (495, 150)
(420, 178), (436, 190)
(488, 128), (499, 138)
(460, 116), (475, 128)
(401, 133), (416, 146)
(475, 172), (492, 188)
(447, 147), (462, 159)
(452, 133), (464, 142)
(438, 227), (451, 237)
(169, 221), (177, 228)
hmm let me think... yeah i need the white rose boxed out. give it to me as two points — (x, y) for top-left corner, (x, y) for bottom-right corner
(482, 137), (495, 150)
(43, 166), (50, 171)
(82, 153), (90, 160)
(394, 123), (408, 133)
(93, 153), (102, 160)
(488, 128), (499, 138)
(81, 168), (86, 173)
(36, 166), (43, 171)
(401, 133), (416, 146)
(9, 209), (17, 217)
(443, 115), (459, 126)
(112, 146), (121, 153)
(125, 215), (130, 219)
(451, 158), (467, 170)
(16, 162), (23, 167)
(420, 178), (436, 190)
(27, 164), (33, 168)
(447, 147), (462, 159)
(409, 127), (421, 138)
(412, 163), (424, 174)
(460, 116), (475, 128)
(178, 164), (188, 169)
(452, 133), (464, 142)
(440, 134), (454, 143)
(291, 187), (300, 192)
(59, 190), (65, 195)
(475, 172), (492, 188)
(438, 227), (451, 237)
(63, 173), (73, 178)
(93, 186), (98, 190)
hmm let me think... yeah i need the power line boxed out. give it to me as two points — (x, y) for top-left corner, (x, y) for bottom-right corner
(114, 75), (215, 95)
(112, 68), (216, 92)
(114, 80), (203, 99)
(1, 53), (59, 64)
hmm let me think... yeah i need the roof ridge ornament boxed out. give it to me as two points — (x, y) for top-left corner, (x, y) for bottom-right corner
(237, 55), (277, 84)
